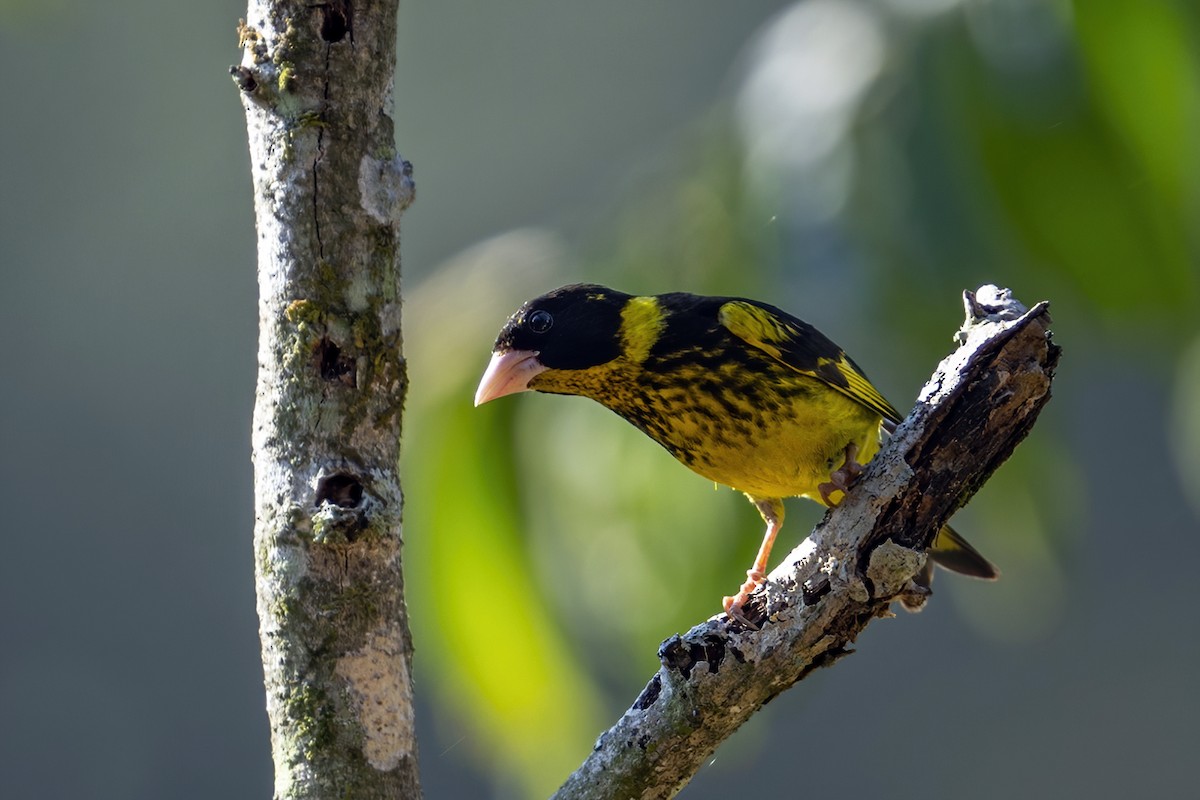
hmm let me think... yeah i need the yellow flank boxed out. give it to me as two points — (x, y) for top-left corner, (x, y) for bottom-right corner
(667, 365), (882, 502)
(619, 296), (665, 364)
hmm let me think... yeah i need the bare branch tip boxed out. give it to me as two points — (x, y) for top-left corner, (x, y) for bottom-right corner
(957, 285), (1052, 344)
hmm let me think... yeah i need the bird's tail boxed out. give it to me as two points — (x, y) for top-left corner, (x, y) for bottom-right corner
(929, 525), (999, 580)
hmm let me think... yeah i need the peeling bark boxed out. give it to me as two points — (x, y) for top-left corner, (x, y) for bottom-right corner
(233, 1), (419, 797)
(552, 286), (1059, 800)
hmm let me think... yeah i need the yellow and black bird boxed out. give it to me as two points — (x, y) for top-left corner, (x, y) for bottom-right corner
(475, 284), (996, 625)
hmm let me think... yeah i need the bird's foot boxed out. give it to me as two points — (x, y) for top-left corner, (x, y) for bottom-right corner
(818, 442), (864, 506)
(723, 569), (767, 629)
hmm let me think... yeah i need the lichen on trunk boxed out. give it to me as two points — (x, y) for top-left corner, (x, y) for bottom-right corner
(233, 1), (419, 797)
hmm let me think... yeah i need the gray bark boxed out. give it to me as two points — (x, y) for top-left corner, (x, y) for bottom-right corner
(553, 286), (1059, 800)
(233, 1), (419, 797)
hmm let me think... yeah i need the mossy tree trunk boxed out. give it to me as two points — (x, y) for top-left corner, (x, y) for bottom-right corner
(232, 1), (419, 797)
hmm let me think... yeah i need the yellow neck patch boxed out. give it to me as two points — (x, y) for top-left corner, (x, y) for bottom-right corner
(619, 296), (665, 364)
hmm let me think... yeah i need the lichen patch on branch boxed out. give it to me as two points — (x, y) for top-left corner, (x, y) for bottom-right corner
(358, 153), (415, 224)
(335, 631), (417, 771)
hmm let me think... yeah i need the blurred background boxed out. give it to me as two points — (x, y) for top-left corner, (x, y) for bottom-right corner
(2, 0), (1198, 797)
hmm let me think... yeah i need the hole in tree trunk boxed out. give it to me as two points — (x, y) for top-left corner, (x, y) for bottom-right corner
(316, 473), (364, 509)
(317, 337), (356, 386)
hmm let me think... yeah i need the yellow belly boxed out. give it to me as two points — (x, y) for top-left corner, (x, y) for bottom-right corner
(670, 380), (882, 501)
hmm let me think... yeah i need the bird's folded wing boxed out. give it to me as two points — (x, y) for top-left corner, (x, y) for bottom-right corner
(718, 300), (902, 424)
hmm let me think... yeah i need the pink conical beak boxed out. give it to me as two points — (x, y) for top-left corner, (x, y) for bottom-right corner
(474, 349), (546, 406)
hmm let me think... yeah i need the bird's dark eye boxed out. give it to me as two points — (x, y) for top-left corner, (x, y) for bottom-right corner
(527, 309), (553, 333)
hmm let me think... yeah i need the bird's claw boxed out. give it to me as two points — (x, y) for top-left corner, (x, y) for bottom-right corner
(818, 442), (864, 506)
(723, 569), (767, 629)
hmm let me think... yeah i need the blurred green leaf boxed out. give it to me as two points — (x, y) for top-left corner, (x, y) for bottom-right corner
(403, 232), (605, 796)
(517, 394), (750, 676)
(1073, 0), (1200, 214)
(954, 38), (1196, 321)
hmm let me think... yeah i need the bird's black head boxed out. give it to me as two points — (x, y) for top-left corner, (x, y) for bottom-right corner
(494, 283), (629, 370)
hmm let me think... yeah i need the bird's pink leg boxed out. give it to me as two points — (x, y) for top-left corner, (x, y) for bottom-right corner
(723, 498), (784, 628)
